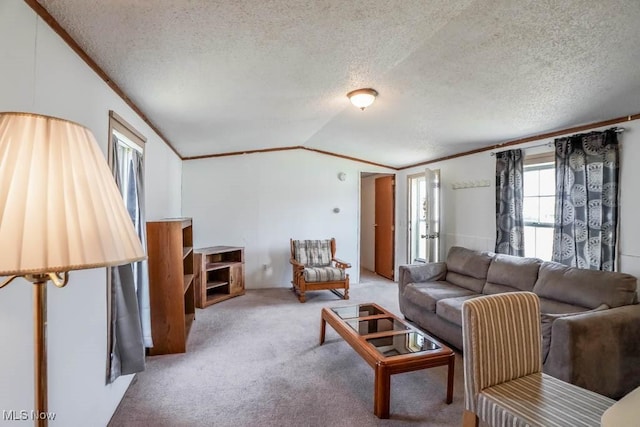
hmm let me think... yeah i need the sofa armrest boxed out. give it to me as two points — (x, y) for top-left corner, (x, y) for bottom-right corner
(398, 262), (447, 293)
(544, 304), (640, 399)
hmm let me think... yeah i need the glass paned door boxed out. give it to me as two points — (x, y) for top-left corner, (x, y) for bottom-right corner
(408, 169), (441, 263)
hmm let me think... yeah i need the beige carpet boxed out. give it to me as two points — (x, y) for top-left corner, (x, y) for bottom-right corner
(109, 270), (465, 426)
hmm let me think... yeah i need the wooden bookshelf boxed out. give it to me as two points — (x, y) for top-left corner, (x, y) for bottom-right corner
(146, 218), (195, 355)
(194, 246), (245, 308)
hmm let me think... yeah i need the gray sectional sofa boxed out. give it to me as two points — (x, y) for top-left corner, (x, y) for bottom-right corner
(398, 246), (640, 399)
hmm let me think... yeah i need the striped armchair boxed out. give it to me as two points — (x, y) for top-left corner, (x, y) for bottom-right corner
(462, 292), (614, 427)
(289, 238), (350, 303)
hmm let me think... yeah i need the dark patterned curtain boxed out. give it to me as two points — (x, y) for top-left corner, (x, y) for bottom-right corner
(495, 149), (524, 256)
(552, 129), (619, 271)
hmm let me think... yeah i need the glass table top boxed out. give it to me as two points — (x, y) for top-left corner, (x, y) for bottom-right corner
(345, 317), (410, 335)
(366, 331), (441, 357)
(331, 304), (384, 319)
(328, 303), (443, 357)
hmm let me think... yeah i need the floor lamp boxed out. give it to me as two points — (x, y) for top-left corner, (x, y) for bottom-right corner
(0, 112), (146, 426)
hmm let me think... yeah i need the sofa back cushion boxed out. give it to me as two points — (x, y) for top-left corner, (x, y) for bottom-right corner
(483, 254), (542, 295)
(445, 246), (493, 293)
(533, 261), (638, 309)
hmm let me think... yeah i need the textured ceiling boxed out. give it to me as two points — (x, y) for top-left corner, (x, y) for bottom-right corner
(38, 0), (640, 168)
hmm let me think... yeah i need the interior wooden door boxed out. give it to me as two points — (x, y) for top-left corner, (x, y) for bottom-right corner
(375, 175), (395, 280)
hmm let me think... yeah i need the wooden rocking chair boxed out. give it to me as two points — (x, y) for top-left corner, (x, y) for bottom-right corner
(289, 238), (351, 303)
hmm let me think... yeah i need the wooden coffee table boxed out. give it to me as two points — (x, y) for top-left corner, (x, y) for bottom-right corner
(320, 302), (454, 419)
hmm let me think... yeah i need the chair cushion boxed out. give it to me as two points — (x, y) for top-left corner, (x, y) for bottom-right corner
(477, 372), (614, 427)
(436, 295), (479, 326)
(303, 266), (345, 282)
(403, 282), (476, 313)
(462, 292), (542, 399)
(293, 240), (332, 267)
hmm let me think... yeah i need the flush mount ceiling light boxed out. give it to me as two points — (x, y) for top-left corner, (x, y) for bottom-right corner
(347, 88), (378, 111)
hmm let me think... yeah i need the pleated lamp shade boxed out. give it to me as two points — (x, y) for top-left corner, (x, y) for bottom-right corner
(0, 112), (146, 276)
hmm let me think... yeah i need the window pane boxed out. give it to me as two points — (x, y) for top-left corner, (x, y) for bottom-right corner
(524, 226), (536, 258)
(417, 220), (426, 260)
(523, 170), (539, 197)
(539, 196), (555, 224)
(523, 197), (539, 222)
(539, 168), (555, 196)
(523, 162), (555, 261)
(535, 227), (554, 261)
(419, 179), (426, 220)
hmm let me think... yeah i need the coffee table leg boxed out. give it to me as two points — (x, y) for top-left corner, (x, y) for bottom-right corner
(446, 354), (454, 404)
(374, 364), (391, 419)
(320, 315), (326, 345)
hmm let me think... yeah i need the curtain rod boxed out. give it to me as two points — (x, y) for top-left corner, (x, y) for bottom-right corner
(490, 126), (625, 156)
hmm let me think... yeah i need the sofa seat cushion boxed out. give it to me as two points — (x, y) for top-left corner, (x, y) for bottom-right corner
(538, 297), (590, 314)
(437, 295), (479, 326)
(483, 254), (542, 295)
(533, 261), (637, 309)
(477, 372), (614, 427)
(403, 282), (476, 312)
(303, 266), (345, 282)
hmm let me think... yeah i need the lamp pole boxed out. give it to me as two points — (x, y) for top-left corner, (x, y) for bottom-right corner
(33, 278), (48, 427)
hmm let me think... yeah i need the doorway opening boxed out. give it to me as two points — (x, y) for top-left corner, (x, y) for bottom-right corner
(360, 172), (395, 281)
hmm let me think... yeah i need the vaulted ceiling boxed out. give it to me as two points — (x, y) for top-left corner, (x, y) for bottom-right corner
(37, 0), (640, 168)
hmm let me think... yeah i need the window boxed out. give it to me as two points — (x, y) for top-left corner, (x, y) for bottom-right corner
(523, 152), (555, 260)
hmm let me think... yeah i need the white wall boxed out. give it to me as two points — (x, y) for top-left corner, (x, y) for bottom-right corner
(396, 119), (640, 279)
(0, 2), (182, 426)
(360, 175), (377, 271)
(182, 150), (392, 288)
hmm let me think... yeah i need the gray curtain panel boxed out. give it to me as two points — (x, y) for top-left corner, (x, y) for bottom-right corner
(495, 149), (524, 256)
(552, 129), (619, 271)
(107, 135), (147, 383)
(130, 151), (153, 348)
(109, 264), (145, 382)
